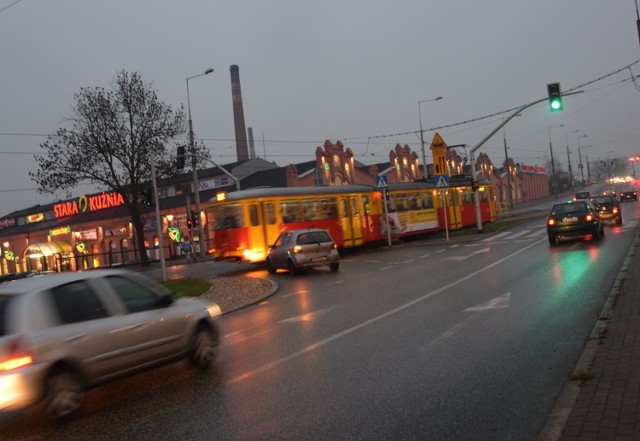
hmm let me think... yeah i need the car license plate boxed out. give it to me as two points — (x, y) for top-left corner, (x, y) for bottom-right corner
(312, 257), (327, 262)
(562, 216), (578, 223)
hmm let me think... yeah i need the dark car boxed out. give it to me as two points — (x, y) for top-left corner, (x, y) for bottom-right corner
(620, 188), (638, 202)
(573, 191), (592, 201)
(590, 195), (622, 226)
(547, 200), (604, 246)
(266, 228), (340, 275)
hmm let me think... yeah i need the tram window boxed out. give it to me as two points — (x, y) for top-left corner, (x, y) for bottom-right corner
(266, 203), (276, 225)
(212, 204), (243, 229)
(249, 205), (259, 226)
(339, 199), (348, 218)
(363, 196), (371, 215)
(319, 198), (338, 219)
(351, 198), (359, 216)
(422, 194), (433, 209)
(409, 193), (420, 210)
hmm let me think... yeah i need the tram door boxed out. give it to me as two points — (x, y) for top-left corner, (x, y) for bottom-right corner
(338, 196), (363, 247)
(251, 200), (279, 261)
(446, 189), (463, 229)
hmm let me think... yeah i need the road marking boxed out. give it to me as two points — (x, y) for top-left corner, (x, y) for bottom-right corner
(381, 265), (395, 271)
(464, 293), (511, 311)
(419, 253), (431, 259)
(279, 307), (335, 323)
(481, 232), (510, 241)
(446, 247), (490, 261)
(225, 238), (545, 385)
(507, 230), (532, 239)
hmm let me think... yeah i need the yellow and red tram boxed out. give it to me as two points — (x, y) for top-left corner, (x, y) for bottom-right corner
(207, 179), (496, 263)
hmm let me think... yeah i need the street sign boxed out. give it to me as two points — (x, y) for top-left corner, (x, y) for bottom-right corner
(430, 132), (449, 175)
(376, 175), (388, 188)
(435, 174), (449, 188)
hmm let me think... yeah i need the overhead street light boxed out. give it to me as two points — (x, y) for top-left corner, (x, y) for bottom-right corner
(548, 123), (564, 198)
(565, 129), (579, 190)
(418, 96), (443, 178)
(186, 67), (214, 259)
(577, 134), (588, 184)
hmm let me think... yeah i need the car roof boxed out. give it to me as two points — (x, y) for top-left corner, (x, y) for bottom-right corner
(0, 269), (133, 295)
(287, 228), (330, 235)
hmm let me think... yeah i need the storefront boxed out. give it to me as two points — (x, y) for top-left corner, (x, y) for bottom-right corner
(23, 241), (76, 272)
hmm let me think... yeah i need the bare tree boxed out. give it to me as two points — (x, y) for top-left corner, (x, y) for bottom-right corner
(30, 70), (206, 266)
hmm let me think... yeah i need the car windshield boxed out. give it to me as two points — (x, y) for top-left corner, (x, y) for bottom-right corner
(297, 231), (331, 245)
(552, 203), (587, 215)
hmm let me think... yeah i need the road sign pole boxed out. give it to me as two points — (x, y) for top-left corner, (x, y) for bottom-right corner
(383, 190), (392, 247)
(442, 189), (449, 243)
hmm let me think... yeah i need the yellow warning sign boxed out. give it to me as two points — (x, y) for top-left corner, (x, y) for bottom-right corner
(430, 132), (449, 175)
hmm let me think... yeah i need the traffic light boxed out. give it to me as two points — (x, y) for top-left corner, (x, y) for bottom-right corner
(186, 218), (193, 229)
(547, 82), (563, 112)
(177, 146), (186, 170)
(191, 213), (199, 227)
(140, 188), (154, 207)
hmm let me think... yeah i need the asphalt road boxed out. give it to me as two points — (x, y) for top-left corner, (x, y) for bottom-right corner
(2, 198), (638, 441)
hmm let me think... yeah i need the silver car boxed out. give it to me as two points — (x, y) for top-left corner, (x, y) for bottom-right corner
(0, 269), (220, 419)
(265, 228), (340, 275)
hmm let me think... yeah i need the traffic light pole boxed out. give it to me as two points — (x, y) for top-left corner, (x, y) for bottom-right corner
(469, 90), (583, 232)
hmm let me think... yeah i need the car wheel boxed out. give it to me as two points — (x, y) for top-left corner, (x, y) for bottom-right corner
(330, 262), (340, 272)
(189, 324), (217, 369)
(287, 259), (299, 276)
(43, 368), (84, 420)
(265, 258), (276, 274)
(548, 235), (557, 246)
(616, 216), (623, 226)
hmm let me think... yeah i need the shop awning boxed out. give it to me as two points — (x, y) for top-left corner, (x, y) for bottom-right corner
(24, 242), (74, 258)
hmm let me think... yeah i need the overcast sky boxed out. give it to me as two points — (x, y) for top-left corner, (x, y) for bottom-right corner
(1, 0), (639, 217)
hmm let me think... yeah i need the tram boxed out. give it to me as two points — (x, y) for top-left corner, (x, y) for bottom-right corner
(207, 179), (496, 263)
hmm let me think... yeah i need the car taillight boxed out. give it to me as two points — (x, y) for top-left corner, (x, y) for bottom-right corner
(547, 218), (555, 226)
(613, 207), (619, 214)
(0, 338), (33, 371)
(585, 214), (594, 222)
(331, 242), (338, 249)
(293, 245), (303, 254)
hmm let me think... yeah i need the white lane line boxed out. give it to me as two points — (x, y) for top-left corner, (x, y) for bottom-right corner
(507, 230), (532, 239)
(225, 237), (546, 385)
(481, 232), (510, 241)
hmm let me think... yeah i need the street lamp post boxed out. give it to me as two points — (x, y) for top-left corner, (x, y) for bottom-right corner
(418, 96), (443, 178)
(186, 67), (214, 259)
(548, 123), (564, 198)
(565, 129), (579, 190)
(577, 134), (588, 184)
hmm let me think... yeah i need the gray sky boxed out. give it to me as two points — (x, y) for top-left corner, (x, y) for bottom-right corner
(1, 0), (639, 217)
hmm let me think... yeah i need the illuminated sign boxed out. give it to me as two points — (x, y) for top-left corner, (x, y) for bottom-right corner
(49, 226), (71, 237)
(75, 242), (86, 253)
(3, 250), (14, 261)
(54, 192), (125, 218)
(168, 227), (182, 243)
(0, 218), (16, 229)
(26, 213), (45, 223)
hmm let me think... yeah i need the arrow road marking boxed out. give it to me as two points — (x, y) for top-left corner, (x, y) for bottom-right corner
(464, 293), (511, 311)
(446, 247), (490, 261)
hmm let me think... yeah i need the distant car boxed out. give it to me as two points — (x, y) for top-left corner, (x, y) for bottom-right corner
(0, 269), (221, 419)
(547, 200), (604, 246)
(602, 186), (617, 198)
(266, 228), (340, 275)
(573, 191), (592, 200)
(590, 195), (622, 226)
(620, 188), (638, 202)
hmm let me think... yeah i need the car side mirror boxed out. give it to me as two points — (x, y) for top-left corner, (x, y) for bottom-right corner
(157, 293), (174, 308)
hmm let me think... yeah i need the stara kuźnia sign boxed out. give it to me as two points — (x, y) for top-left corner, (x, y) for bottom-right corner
(53, 191), (126, 218)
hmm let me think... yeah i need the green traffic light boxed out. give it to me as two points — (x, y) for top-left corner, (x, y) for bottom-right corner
(551, 99), (562, 111)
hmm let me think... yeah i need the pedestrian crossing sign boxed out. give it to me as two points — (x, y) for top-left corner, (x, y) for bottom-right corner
(376, 175), (388, 188)
(435, 174), (449, 188)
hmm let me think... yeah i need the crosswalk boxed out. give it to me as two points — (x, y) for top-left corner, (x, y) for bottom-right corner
(480, 228), (547, 242)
